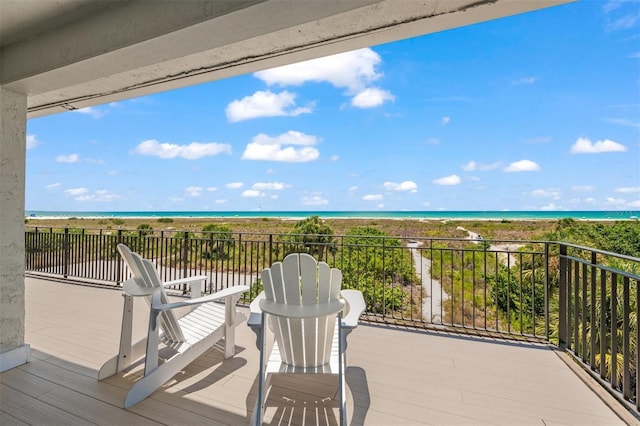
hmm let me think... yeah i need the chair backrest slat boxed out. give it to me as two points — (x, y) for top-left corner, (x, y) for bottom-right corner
(117, 244), (185, 343)
(299, 254), (317, 305)
(282, 255), (302, 305)
(263, 253), (341, 368)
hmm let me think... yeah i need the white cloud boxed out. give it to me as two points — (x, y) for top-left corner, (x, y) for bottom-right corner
(215, 199), (227, 204)
(255, 48), (382, 92)
(242, 189), (265, 198)
(46, 183), (61, 190)
(225, 90), (313, 122)
(26, 135), (40, 150)
(226, 182), (243, 189)
(74, 107), (104, 118)
(75, 189), (121, 202)
(461, 161), (501, 172)
(433, 175), (461, 185)
(512, 77), (537, 85)
(422, 201), (431, 207)
(363, 194), (383, 201)
(629, 200), (640, 208)
(540, 203), (560, 211)
(254, 48), (393, 107)
(349, 186), (358, 192)
(531, 188), (561, 199)
(351, 88), (395, 108)
(134, 139), (231, 159)
(615, 186), (640, 193)
(604, 197), (628, 206)
(603, 1), (624, 13)
(330, 155), (339, 162)
(185, 186), (203, 197)
(571, 137), (627, 154)
(441, 116), (451, 125)
(64, 187), (89, 196)
(604, 118), (640, 128)
(383, 181), (418, 192)
(85, 158), (105, 164)
(526, 136), (551, 144)
(242, 131), (320, 162)
(571, 185), (595, 192)
(252, 182), (289, 190)
(64, 187), (122, 202)
(56, 154), (79, 163)
(302, 196), (329, 206)
(606, 14), (639, 31)
(504, 160), (540, 172)
(425, 138), (440, 145)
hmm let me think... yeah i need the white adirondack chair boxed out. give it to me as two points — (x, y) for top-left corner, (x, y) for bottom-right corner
(98, 244), (249, 408)
(248, 253), (365, 425)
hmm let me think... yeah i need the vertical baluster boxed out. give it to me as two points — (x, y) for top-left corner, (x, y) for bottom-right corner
(611, 272), (618, 390)
(622, 276), (630, 400)
(590, 251), (597, 369)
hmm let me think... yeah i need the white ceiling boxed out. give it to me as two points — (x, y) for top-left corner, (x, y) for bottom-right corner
(0, 0), (573, 118)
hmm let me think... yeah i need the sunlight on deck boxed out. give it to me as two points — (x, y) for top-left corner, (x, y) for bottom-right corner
(0, 277), (630, 425)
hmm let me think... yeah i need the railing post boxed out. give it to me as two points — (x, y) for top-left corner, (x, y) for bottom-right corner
(268, 234), (273, 267)
(544, 242), (550, 340)
(182, 231), (189, 294)
(63, 227), (70, 279)
(558, 243), (568, 349)
(116, 229), (123, 283)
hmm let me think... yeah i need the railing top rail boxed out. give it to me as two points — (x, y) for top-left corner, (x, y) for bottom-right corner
(564, 254), (640, 280)
(558, 242), (640, 263)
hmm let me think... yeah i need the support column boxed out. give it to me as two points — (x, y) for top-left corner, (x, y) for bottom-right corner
(0, 87), (29, 371)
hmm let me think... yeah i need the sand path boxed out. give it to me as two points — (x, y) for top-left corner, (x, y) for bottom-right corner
(407, 241), (449, 323)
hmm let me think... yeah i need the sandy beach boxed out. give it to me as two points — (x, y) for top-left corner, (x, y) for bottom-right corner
(24, 216), (566, 241)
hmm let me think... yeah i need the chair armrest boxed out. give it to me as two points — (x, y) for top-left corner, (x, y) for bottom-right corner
(247, 292), (266, 328)
(122, 278), (158, 297)
(163, 275), (208, 288)
(153, 285), (249, 311)
(259, 298), (345, 319)
(163, 274), (208, 298)
(341, 289), (365, 329)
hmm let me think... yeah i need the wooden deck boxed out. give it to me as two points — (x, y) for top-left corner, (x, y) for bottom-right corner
(1, 277), (633, 425)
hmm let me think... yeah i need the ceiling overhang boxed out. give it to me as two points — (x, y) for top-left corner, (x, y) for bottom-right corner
(0, 0), (573, 118)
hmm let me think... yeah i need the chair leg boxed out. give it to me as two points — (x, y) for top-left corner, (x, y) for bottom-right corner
(253, 311), (268, 425)
(338, 316), (346, 426)
(144, 303), (160, 377)
(224, 296), (235, 359)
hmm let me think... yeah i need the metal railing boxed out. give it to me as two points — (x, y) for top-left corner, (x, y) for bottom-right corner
(24, 226), (640, 414)
(558, 243), (640, 413)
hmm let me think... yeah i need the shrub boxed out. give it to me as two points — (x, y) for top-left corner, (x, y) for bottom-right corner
(201, 224), (234, 260)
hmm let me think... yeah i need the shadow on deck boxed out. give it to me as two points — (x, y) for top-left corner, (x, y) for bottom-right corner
(0, 277), (632, 425)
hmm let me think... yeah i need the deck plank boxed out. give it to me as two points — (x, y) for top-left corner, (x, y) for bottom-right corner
(0, 277), (631, 425)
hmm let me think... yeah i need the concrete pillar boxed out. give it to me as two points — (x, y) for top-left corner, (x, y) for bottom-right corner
(0, 87), (29, 371)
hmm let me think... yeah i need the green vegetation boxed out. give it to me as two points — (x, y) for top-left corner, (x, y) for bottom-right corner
(157, 218), (174, 223)
(201, 224), (234, 260)
(338, 226), (418, 316)
(136, 223), (153, 236)
(280, 215), (337, 261)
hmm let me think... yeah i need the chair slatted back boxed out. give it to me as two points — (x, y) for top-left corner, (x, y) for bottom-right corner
(261, 253), (341, 367)
(117, 244), (185, 343)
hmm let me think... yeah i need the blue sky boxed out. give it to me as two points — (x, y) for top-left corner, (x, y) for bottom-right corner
(26, 0), (640, 212)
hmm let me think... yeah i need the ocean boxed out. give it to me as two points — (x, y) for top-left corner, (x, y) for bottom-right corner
(25, 210), (640, 221)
